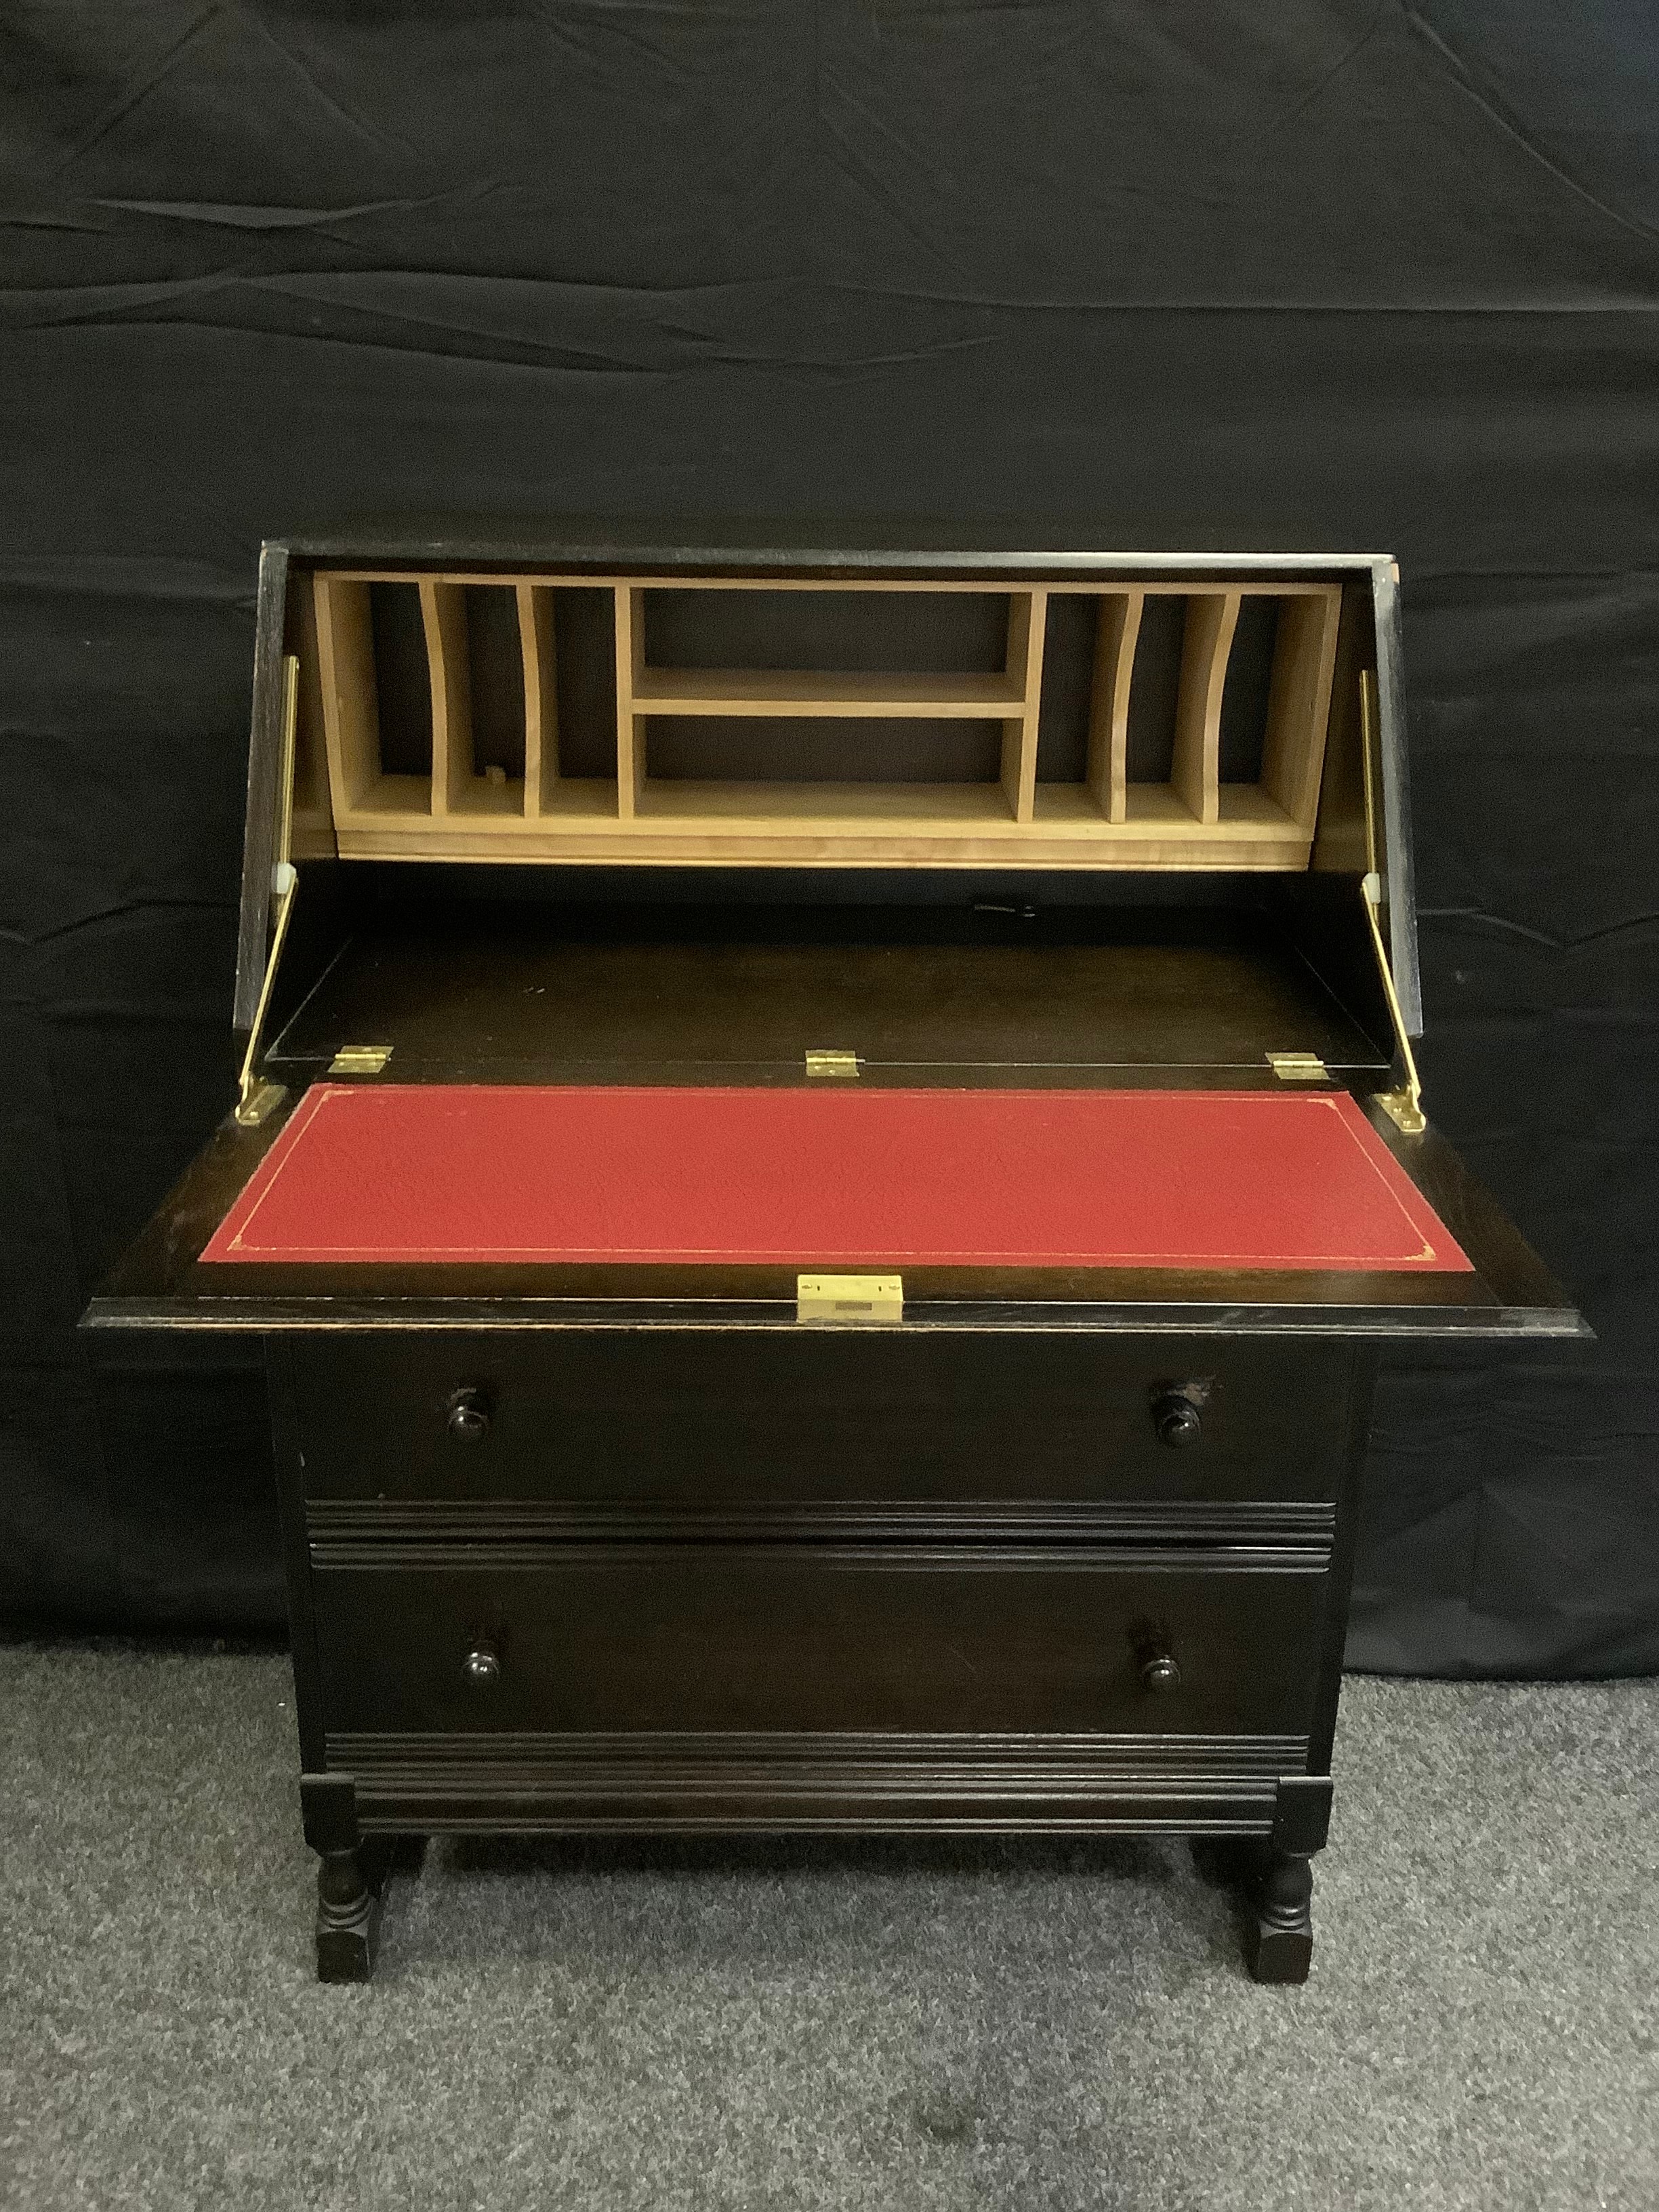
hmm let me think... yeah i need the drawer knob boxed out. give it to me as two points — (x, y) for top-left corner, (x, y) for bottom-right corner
(446, 1386), (492, 1444)
(462, 1642), (501, 1689)
(1140, 1652), (1181, 1693)
(1151, 1390), (1202, 1448)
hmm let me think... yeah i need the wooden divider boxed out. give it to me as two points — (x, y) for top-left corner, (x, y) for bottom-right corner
(1170, 591), (1241, 827)
(285, 569), (337, 858)
(312, 575), (382, 815)
(615, 586), (645, 818)
(1085, 590), (1143, 824)
(419, 581), (471, 816)
(517, 583), (557, 815)
(1260, 590), (1341, 830)
(1000, 588), (1046, 823)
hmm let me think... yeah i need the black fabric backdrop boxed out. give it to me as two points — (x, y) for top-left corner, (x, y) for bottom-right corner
(3, 3), (1655, 1671)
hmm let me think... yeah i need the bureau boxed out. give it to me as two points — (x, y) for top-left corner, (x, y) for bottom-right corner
(85, 532), (1583, 1983)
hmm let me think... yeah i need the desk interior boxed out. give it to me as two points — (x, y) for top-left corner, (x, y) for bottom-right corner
(266, 897), (1390, 1086)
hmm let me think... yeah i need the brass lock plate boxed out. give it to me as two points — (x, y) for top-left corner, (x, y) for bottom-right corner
(796, 1273), (903, 1324)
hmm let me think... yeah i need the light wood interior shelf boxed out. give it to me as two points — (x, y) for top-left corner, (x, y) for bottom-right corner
(626, 669), (1027, 714)
(301, 569), (1342, 871)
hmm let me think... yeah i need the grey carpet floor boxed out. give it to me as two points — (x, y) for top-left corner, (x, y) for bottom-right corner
(0, 1646), (1654, 2212)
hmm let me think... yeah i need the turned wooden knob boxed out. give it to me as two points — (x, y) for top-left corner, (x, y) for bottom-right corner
(462, 1642), (501, 1688)
(445, 1386), (492, 1443)
(1151, 1390), (1202, 1448)
(1140, 1652), (1181, 1692)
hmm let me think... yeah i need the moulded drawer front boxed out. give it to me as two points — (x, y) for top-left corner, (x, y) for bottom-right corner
(287, 1333), (1356, 1506)
(309, 1547), (1328, 1739)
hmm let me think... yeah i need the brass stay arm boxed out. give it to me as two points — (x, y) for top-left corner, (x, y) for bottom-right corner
(1358, 668), (1427, 1135)
(234, 653), (300, 1128)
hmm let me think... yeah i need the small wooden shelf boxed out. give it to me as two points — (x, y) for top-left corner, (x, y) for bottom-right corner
(629, 669), (1027, 716)
(640, 781), (1014, 824)
(302, 565), (1340, 872)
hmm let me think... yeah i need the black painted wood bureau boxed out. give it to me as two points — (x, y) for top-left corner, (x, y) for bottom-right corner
(85, 533), (1583, 1982)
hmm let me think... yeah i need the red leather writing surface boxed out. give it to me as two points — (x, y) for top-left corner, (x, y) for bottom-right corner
(201, 1084), (1471, 1272)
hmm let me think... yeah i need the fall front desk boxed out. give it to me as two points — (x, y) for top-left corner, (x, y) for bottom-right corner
(86, 536), (1582, 1982)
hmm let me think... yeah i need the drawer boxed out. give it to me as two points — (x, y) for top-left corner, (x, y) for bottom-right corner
(285, 1332), (1357, 1507)
(310, 1543), (1328, 1739)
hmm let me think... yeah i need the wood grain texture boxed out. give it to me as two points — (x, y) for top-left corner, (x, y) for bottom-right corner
(326, 781), (1309, 869)
(420, 579), (472, 816)
(630, 668), (1026, 716)
(312, 574), (381, 815)
(517, 583), (558, 813)
(1000, 588), (1046, 823)
(313, 568), (1359, 595)
(1087, 590), (1144, 823)
(1262, 589), (1342, 830)
(1171, 592), (1241, 827)
(614, 585), (644, 818)
(283, 561), (336, 859)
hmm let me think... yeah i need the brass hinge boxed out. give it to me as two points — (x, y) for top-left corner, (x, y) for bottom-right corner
(329, 1044), (394, 1077)
(804, 1048), (860, 1080)
(1267, 1052), (1329, 1083)
(234, 654), (301, 1128)
(796, 1273), (903, 1324)
(1359, 669), (1427, 1134)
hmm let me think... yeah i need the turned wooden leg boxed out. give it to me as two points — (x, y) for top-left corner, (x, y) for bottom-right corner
(315, 1841), (384, 1983)
(302, 1771), (390, 1984)
(1243, 1844), (1315, 1985)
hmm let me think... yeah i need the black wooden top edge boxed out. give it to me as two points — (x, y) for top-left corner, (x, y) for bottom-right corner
(81, 1291), (1590, 1339)
(264, 525), (1389, 580)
